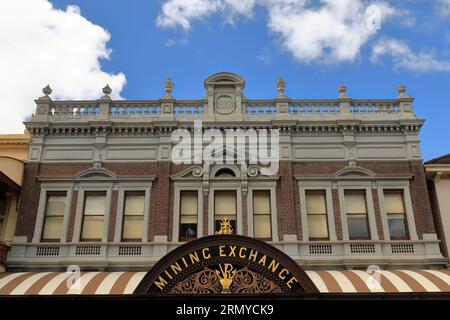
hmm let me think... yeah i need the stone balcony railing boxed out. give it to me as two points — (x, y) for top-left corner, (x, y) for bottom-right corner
(28, 83), (418, 126)
(6, 236), (446, 271)
(29, 98), (414, 123)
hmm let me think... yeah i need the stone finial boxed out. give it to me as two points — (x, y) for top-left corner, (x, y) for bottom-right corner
(102, 84), (112, 96)
(338, 84), (348, 98)
(42, 85), (52, 96)
(397, 84), (408, 97)
(276, 77), (286, 96)
(164, 77), (174, 97)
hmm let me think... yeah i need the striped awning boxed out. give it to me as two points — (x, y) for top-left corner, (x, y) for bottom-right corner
(0, 270), (449, 295)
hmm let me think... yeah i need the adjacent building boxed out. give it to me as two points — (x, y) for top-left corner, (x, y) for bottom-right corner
(425, 154), (450, 258)
(0, 132), (30, 271)
(5, 72), (448, 274)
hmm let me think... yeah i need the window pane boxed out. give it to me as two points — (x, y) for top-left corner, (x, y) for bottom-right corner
(81, 215), (103, 240)
(122, 216), (143, 240)
(180, 191), (198, 216)
(214, 191), (236, 217)
(347, 216), (369, 239)
(306, 191), (326, 215)
(345, 192), (367, 214)
(254, 215), (271, 238)
(384, 192), (405, 214)
(180, 215), (197, 224)
(253, 190), (270, 215)
(308, 215), (328, 239)
(84, 193), (106, 216)
(124, 193), (145, 216)
(179, 224), (197, 241)
(45, 195), (66, 216)
(42, 216), (63, 240)
(388, 216), (408, 239)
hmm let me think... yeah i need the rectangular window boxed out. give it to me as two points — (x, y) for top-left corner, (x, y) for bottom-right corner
(305, 190), (329, 240)
(384, 190), (409, 240)
(345, 191), (370, 240)
(41, 192), (67, 241)
(214, 190), (237, 234)
(179, 191), (198, 241)
(81, 191), (106, 242)
(122, 191), (145, 241)
(253, 190), (272, 240)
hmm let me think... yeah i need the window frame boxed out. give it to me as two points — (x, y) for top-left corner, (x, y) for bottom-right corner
(121, 191), (146, 242)
(179, 190), (200, 242)
(298, 183), (336, 242)
(114, 183), (152, 243)
(378, 186), (417, 241)
(32, 184), (72, 244)
(80, 191), (108, 242)
(344, 190), (371, 241)
(73, 184), (112, 243)
(248, 183), (278, 241)
(41, 191), (68, 242)
(251, 189), (272, 241)
(208, 184), (243, 236)
(214, 189), (238, 234)
(305, 190), (330, 241)
(173, 186), (203, 242)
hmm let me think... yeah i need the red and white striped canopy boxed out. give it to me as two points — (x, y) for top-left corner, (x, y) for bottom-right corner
(0, 270), (449, 295)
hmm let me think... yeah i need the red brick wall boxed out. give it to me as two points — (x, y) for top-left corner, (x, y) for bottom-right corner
(372, 189), (384, 240)
(66, 190), (78, 242)
(15, 160), (436, 242)
(15, 163), (40, 241)
(108, 190), (118, 242)
(409, 161), (436, 237)
(277, 162), (299, 239)
(331, 189), (343, 240)
(242, 193), (248, 236)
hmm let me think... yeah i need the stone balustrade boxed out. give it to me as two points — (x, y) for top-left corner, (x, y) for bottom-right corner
(28, 78), (416, 125)
(6, 237), (444, 271)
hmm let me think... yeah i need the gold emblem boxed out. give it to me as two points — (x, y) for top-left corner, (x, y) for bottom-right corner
(215, 263), (236, 294)
(215, 217), (233, 235)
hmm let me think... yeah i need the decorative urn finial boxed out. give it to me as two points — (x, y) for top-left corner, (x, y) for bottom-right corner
(275, 77), (286, 96)
(102, 84), (112, 96)
(42, 85), (52, 96)
(338, 84), (347, 98)
(397, 84), (407, 97)
(165, 77), (174, 97)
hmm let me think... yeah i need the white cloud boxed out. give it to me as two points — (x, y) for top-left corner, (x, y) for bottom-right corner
(437, 0), (450, 17)
(371, 37), (450, 72)
(266, 0), (398, 63)
(156, 0), (402, 63)
(0, 0), (126, 133)
(156, 0), (222, 30)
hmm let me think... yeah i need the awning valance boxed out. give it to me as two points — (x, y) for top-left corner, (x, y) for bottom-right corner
(0, 270), (449, 295)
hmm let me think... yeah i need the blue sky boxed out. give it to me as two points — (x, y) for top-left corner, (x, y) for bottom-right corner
(1, 0), (450, 160)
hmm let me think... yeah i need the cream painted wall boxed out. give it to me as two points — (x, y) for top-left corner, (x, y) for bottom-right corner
(434, 179), (450, 257)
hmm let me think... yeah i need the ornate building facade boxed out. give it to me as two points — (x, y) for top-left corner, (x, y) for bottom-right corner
(6, 72), (447, 273)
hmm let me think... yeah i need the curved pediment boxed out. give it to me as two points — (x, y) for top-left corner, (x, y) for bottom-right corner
(76, 168), (116, 180)
(204, 72), (245, 86)
(335, 167), (376, 178)
(210, 164), (240, 178)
